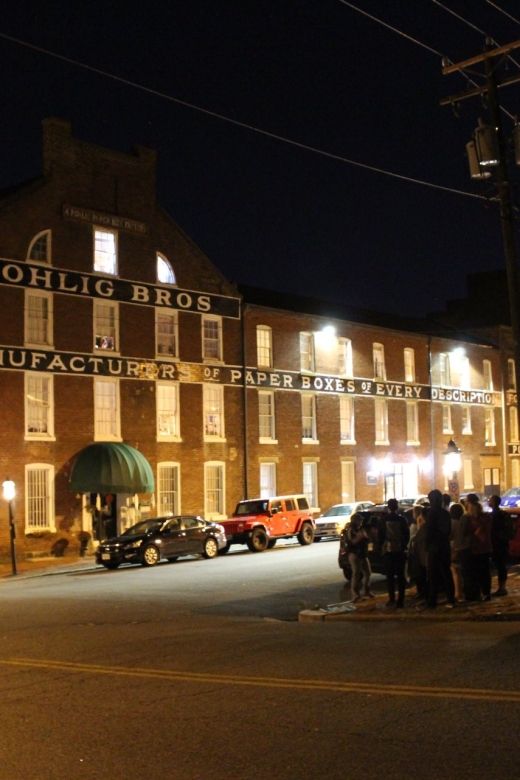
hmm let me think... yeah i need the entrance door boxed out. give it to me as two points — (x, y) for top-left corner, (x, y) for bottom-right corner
(483, 467), (500, 496)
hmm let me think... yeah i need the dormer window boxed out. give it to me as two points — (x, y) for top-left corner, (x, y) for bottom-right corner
(27, 230), (51, 264)
(157, 254), (176, 285)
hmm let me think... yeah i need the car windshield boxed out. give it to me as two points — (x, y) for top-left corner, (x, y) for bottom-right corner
(121, 520), (163, 537)
(502, 488), (520, 497)
(323, 505), (352, 517)
(235, 500), (269, 515)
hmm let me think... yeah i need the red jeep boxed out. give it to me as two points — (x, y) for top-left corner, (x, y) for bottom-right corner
(219, 495), (315, 553)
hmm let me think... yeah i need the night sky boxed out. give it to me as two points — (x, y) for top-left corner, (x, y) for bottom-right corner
(1, 1), (520, 317)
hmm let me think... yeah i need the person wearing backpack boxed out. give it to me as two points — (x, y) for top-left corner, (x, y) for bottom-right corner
(488, 494), (514, 597)
(377, 498), (410, 609)
(344, 512), (374, 602)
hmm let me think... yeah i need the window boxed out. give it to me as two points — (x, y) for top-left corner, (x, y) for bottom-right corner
(256, 326), (273, 368)
(203, 384), (225, 439)
(25, 373), (54, 438)
(94, 301), (118, 351)
(339, 396), (355, 443)
(94, 378), (120, 440)
(27, 230), (51, 263)
(156, 310), (178, 358)
(301, 394), (317, 441)
(406, 401), (419, 444)
(442, 403), (453, 434)
(485, 408), (496, 445)
(157, 382), (180, 440)
(373, 343), (386, 380)
(25, 290), (53, 347)
(404, 348), (415, 383)
(158, 463), (180, 515)
(157, 253), (176, 285)
(202, 316), (223, 362)
(512, 459), (520, 486)
(341, 461), (355, 503)
(463, 459), (474, 490)
(510, 407), (519, 443)
(300, 332), (315, 372)
(260, 463), (277, 498)
(258, 391), (276, 441)
(338, 338), (353, 377)
(459, 356), (470, 389)
(94, 228), (117, 275)
(302, 462), (318, 508)
(439, 353), (451, 387)
(25, 464), (55, 533)
(204, 462), (225, 518)
(461, 405), (472, 435)
(483, 360), (493, 391)
(374, 399), (388, 444)
(508, 359), (516, 390)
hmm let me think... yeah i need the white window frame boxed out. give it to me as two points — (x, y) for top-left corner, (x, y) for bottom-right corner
(373, 343), (386, 380)
(339, 395), (355, 443)
(27, 230), (51, 264)
(260, 463), (277, 498)
(485, 408), (496, 446)
(510, 406), (519, 443)
(463, 458), (474, 490)
(202, 315), (223, 362)
(461, 405), (472, 435)
(404, 348), (415, 383)
(302, 461), (318, 510)
(94, 377), (121, 441)
(157, 462), (180, 515)
(203, 384), (225, 440)
(406, 401), (419, 445)
(338, 338), (353, 377)
(157, 253), (176, 285)
(155, 309), (178, 359)
(94, 300), (119, 352)
(512, 459), (520, 486)
(459, 355), (470, 389)
(508, 358), (516, 390)
(25, 463), (56, 533)
(156, 381), (181, 440)
(301, 394), (318, 442)
(94, 227), (117, 275)
(204, 461), (226, 519)
(25, 290), (53, 348)
(25, 372), (55, 439)
(256, 325), (273, 368)
(374, 398), (389, 444)
(483, 359), (493, 391)
(442, 403), (453, 434)
(341, 461), (356, 503)
(440, 353), (451, 387)
(258, 390), (276, 442)
(300, 332), (315, 372)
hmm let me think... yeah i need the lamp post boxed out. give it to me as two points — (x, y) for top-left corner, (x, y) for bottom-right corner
(2, 479), (17, 576)
(443, 440), (462, 501)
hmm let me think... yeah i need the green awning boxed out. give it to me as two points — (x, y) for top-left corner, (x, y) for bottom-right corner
(69, 442), (155, 494)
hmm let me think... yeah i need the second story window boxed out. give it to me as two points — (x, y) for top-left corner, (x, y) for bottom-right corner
(338, 338), (353, 377)
(25, 373), (54, 439)
(203, 384), (225, 439)
(462, 405), (472, 435)
(442, 403), (453, 434)
(256, 326), (273, 368)
(459, 356), (470, 389)
(485, 408), (496, 446)
(94, 228), (117, 275)
(27, 230), (51, 263)
(508, 358), (516, 390)
(25, 290), (53, 347)
(510, 407), (519, 443)
(94, 377), (120, 440)
(339, 396), (355, 443)
(300, 332), (315, 372)
(373, 343), (386, 380)
(258, 391), (276, 441)
(440, 353), (451, 387)
(301, 394), (317, 441)
(404, 348), (415, 383)
(157, 382), (180, 440)
(156, 310), (178, 359)
(483, 359), (493, 391)
(94, 301), (118, 351)
(202, 316), (223, 362)
(406, 401), (419, 444)
(374, 398), (388, 444)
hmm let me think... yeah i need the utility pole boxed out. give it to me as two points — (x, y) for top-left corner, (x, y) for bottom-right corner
(441, 39), (520, 397)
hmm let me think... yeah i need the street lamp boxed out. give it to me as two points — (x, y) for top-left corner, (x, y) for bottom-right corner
(443, 440), (462, 500)
(2, 479), (17, 576)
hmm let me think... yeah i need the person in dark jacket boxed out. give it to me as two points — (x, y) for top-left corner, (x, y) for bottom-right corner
(344, 512), (374, 602)
(377, 498), (410, 608)
(421, 489), (455, 610)
(488, 494), (511, 597)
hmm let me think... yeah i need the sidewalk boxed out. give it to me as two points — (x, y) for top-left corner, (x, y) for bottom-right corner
(0, 554), (98, 580)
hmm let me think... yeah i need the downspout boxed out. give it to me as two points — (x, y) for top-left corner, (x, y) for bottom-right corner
(241, 300), (249, 499)
(428, 336), (435, 489)
(499, 335), (508, 491)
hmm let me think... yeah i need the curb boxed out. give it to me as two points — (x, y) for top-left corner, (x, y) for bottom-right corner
(299, 601), (520, 622)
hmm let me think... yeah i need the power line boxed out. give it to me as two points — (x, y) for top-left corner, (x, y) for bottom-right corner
(484, 0), (520, 26)
(0, 30), (487, 202)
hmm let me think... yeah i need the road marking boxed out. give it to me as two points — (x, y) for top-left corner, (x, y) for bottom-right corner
(2, 657), (520, 703)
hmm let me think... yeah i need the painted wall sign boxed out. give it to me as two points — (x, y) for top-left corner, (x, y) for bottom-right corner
(430, 387), (497, 406)
(508, 444), (520, 455)
(0, 259), (240, 319)
(62, 204), (148, 235)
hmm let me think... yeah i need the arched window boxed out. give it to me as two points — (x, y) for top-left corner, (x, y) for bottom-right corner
(157, 254), (176, 285)
(27, 230), (51, 264)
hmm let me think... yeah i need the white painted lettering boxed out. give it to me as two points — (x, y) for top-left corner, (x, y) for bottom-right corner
(70, 357), (86, 372)
(58, 273), (78, 293)
(347, 380), (355, 393)
(30, 352), (47, 369)
(405, 386), (413, 397)
(301, 376), (311, 389)
(376, 383), (385, 395)
(29, 267), (53, 289)
(336, 379), (345, 392)
(88, 357), (104, 374)
(131, 285), (150, 303)
(95, 279), (114, 297)
(8, 350), (26, 367)
(413, 387), (422, 398)
(314, 377), (323, 390)
(230, 369), (242, 384)
(245, 371), (255, 385)
(176, 292), (192, 309)
(283, 374), (294, 388)
(47, 355), (68, 372)
(3, 264), (23, 284)
(155, 288), (171, 306)
(108, 359), (123, 375)
(126, 361), (140, 377)
(395, 385), (403, 397)
(80, 276), (91, 295)
(197, 295), (211, 312)
(270, 374), (280, 387)
(256, 372), (267, 385)
(160, 365), (176, 379)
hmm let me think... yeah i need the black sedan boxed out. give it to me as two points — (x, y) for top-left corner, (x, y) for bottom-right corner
(95, 515), (227, 569)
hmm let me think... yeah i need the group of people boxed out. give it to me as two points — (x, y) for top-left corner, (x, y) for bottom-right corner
(344, 489), (514, 610)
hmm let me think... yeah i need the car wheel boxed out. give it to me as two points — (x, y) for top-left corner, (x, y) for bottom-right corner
(102, 561), (119, 570)
(167, 556), (179, 563)
(267, 539), (277, 549)
(217, 542), (232, 555)
(247, 528), (268, 552)
(297, 522), (314, 546)
(141, 544), (160, 567)
(203, 537), (219, 559)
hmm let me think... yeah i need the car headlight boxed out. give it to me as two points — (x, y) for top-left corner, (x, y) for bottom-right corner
(124, 540), (143, 550)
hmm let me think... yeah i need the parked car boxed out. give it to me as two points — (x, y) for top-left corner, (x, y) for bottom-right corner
(219, 495), (315, 552)
(314, 501), (375, 541)
(398, 495), (429, 509)
(338, 503), (409, 580)
(95, 515), (227, 569)
(499, 488), (520, 509)
(498, 508), (520, 558)
(459, 491), (490, 511)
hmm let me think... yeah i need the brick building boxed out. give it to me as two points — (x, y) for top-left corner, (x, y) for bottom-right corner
(0, 120), (511, 559)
